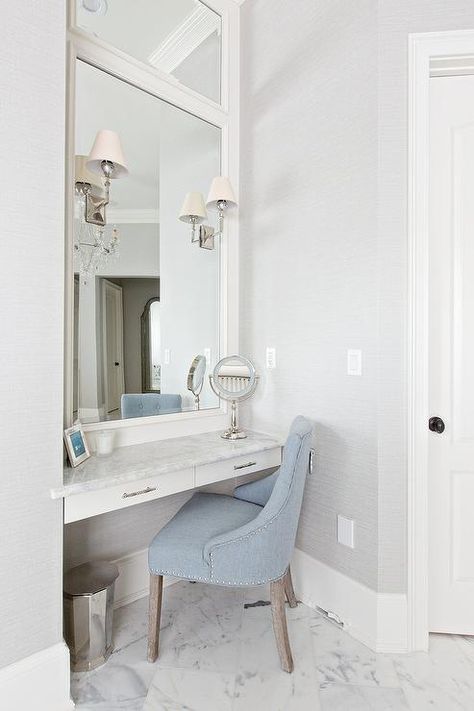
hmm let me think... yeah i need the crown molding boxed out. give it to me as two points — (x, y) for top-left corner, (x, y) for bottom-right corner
(149, 2), (220, 74)
(107, 208), (159, 224)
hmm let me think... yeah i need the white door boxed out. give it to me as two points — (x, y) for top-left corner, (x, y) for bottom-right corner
(103, 280), (125, 414)
(429, 74), (474, 633)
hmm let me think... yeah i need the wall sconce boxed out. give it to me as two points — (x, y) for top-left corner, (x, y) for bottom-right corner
(206, 176), (237, 236)
(179, 192), (214, 249)
(179, 177), (237, 250)
(74, 129), (128, 282)
(86, 129), (128, 224)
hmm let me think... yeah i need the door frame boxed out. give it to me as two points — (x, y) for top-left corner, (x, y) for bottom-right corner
(408, 29), (474, 651)
(102, 279), (125, 415)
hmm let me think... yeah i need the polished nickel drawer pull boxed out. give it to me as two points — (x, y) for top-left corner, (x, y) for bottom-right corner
(122, 486), (156, 499)
(234, 461), (257, 471)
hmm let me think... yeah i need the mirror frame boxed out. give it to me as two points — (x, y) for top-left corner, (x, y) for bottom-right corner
(141, 297), (160, 394)
(64, 0), (240, 443)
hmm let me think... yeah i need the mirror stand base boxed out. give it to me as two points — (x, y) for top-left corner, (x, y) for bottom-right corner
(220, 428), (247, 440)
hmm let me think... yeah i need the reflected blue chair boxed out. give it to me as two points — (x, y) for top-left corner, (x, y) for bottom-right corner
(121, 393), (182, 419)
(147, 416), (313, 672)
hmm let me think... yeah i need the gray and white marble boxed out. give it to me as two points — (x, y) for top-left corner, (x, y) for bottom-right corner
(310, 612), (400, 689)
(319, 684), (410, 710)
(71, 581), (474, 711)
(53, 429), (281, 499)
(392, 633), (474, 710)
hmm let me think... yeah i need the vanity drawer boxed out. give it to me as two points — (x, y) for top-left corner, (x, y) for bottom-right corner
(195, 447), (281, 487)
(64, 467), (194, 523)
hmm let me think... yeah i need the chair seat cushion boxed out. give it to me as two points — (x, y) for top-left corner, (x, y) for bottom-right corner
(148, 492), (262, 582)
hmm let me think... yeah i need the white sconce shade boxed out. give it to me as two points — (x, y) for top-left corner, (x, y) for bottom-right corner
(206, 176), (237, 210)
(75, 155), (102, 188)
(86, 129), (128, 178)
(179, 192), (207, 223)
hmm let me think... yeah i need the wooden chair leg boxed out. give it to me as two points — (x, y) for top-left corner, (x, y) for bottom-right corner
(270, 577), (294, 673)
(147, 574), (163, 662)
(283, 567), (297, 608)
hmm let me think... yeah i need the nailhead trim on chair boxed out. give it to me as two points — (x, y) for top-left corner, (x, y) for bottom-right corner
(205, 435), (310, 583)
(149, 429), (310, 587)
(148, 567), (287, 586)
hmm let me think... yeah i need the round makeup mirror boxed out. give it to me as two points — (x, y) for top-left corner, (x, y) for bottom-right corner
(187, 354), (207, 409)
(209, 355), (258, 439)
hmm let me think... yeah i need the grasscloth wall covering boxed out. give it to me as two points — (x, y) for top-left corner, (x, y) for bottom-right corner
(240, 0), (474, 594)
(0, 2), (65, 668)
(240, 0), (380, 591)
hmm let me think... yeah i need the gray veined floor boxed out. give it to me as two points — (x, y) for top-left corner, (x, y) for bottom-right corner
(72, 580), (474, 711)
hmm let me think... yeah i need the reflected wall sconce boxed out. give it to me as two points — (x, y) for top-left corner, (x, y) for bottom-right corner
(179, 176), (237, 250)
(74, 129), (128, 282)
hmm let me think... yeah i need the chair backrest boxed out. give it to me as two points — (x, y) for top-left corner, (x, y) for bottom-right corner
(260, 416), (313, 572)
(121, 393), (182, 419)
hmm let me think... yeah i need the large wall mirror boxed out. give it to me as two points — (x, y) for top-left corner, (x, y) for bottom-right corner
(72, 59), (221, 424)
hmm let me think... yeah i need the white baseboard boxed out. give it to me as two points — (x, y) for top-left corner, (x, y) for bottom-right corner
(112, 548), (177, 609)
(111, 546), (408, 652)
(291, 548), (408, 653)
(0, 642), (74, 711)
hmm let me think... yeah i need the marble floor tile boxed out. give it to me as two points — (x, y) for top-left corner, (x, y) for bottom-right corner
(71, 585), (474, 711)
(310, 613), (400, 689)
(144, 667), (235, 711)
(156, 580), (245, 673)
(233, 602), (320, 710)
(319, 684), (410, 711)
(391, 633), (474, 710)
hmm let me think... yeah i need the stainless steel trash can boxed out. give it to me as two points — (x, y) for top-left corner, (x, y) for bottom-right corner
(64, 561), (119, 672)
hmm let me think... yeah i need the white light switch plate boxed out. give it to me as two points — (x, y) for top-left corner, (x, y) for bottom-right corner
(347, 349), (362, 376)
(164, 348), (171, 365)
(204, 348), (211, 365)
(266, 347), (276, 369)
(337, 515), (355, 548)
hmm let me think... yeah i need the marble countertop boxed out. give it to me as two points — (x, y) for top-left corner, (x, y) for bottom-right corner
(52, 429), (282, 499)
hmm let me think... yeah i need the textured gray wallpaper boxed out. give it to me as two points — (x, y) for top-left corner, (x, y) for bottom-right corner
(239, 0), (380, 591)
(0, 2), (65, 668)
(240, 0), (474, 595)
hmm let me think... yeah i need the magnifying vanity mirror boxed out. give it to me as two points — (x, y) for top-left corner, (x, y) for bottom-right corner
(209, 356), (258, 439)
(71, 59), (221, 424)
(187, 355), (207, 409)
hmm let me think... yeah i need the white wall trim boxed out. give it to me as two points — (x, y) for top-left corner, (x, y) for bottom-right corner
(408, 29), (474, 653)
(0, 642), (73, 711)
(291, 549), (408, 653)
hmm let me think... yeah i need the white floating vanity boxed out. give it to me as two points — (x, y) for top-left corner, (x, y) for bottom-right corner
(52, 430), (282, 524)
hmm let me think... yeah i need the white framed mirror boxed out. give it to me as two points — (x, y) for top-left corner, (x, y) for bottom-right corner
(65, 0), (239, 440)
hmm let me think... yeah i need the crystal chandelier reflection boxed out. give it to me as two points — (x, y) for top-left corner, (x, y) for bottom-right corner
(74, 130), (128, 284)
(74, 185), (119, 284)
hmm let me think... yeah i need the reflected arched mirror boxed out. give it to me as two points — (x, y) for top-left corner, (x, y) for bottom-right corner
(187, 354), (207, 409)
(141, 297), (161, 393)
(210, 355), (258, 439)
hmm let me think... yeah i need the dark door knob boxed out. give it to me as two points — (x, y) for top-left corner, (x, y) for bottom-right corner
(114, 361), (120, 366)
(429, 416), (445, 433)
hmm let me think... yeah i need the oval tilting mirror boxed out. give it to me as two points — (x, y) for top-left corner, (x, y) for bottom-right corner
(187, 354), (207, 409)
(209, 355), (258, 439)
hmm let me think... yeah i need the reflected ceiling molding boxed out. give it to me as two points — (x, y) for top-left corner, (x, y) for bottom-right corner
(107, 208), (160, 224)
(148, 1), (220, 74)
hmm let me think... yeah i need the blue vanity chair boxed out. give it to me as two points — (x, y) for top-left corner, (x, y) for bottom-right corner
(147, 416), (313, 673)
(121, 393), (182, 419)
